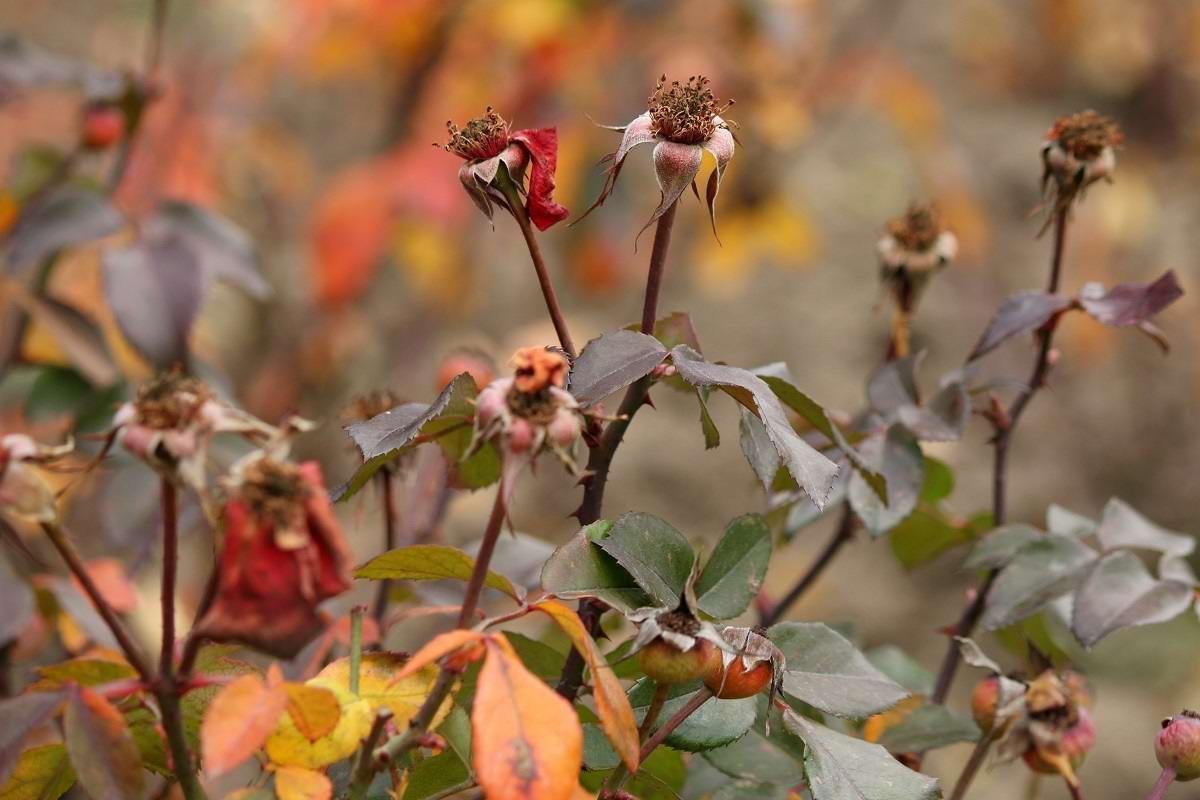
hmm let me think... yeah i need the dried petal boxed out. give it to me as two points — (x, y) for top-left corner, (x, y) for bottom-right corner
(511, 128), (569, 230)
(702, 122), (735, 240)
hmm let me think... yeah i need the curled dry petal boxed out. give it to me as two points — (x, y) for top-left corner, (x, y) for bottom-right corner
(510, 128), (570, 230)
(0, 434), (72, 522)
(195, 460), (353, 658)
(702, 121), (735, 240)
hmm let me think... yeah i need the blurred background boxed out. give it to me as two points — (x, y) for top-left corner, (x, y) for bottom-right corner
(3, 1), (1200, 797)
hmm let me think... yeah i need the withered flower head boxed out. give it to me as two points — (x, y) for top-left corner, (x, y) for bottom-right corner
(878, 203), (958, 274)
(0, 434), (72, 523)
(468, 347), (591, 503)
(1040, 110), (1122, 230)
(194, 456), (352, 658)
(580, 75), (735, 239)
(998, 669), (1096, 788)
(442, 107), (568, 231)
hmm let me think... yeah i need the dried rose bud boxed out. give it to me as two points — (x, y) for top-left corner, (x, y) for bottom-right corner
(581, 75), (735, 238)
(1157, 711), (1200, 781)
(443, 107), (568, 230)
(436, 348), (496, 392)
(1039, 110), (1122, 230)
(0, 434), (71, 523)
(878, 203), (958, 276)
(1022, 708), (1096, 780)
(194, 457), (352, 658)
(629, 607), (724, 685)
(703, 626), (785, 700)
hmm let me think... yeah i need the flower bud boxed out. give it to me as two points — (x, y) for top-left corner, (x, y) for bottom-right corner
(971, 675), (1000, 733)
(547, 407), (582, 447)
(1157, 711), (1200, 781)
(474, 380), (510, 427)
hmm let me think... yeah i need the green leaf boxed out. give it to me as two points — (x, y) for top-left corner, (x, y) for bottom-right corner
(126, 706), (170, 776)
(354, 544), (522, 601)
(63, 687), (144, 800)
(981, 534), (1097, 631)
(593, 513), (695, 608)
(671, 346), (839, 509)
(865, 647), (934, 697)
(782, 709), (941, 800)
(629, 680), (756, 752)
(1095, 498), (1194, 557)
(569, 329), (667, 405)
(963, 524), (1043, 571)
(848, 425), (923, 538)
(1045, 505), (1096, 538)
(703, 728), (805, 786)
(1071, 551), (1195, 648)
(866, 354), (921, 414)
(695, 514), (772, 620)
(897, 378), (969, 442)
(889, 509), (976, 571)
(540, 522), (654, 612)
(877, 705), (980, 753)
(35, 659), (137, 689)
(739, 407), (778, 491)
(401, 751), (469, 800)
(696, 387), (721, 449)
(920, 458), (954, 504)
(770, 623), (908, 718)
(0, 744), (76, 800)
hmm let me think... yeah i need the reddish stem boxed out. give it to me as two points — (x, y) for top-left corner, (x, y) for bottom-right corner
(1147, 768), (1176, 800)
(160, 477), (178, 677)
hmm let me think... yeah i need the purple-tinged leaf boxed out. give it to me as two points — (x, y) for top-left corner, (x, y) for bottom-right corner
(0, 556), (33, 649)
(593, 512), (694, 608)
(540, 521), (653, 612)
(1072, 551), (1195, 648)
(968, 291), (1074, 362)
(738, 407), (778, 490)
(569, 329), (667, 406)
(3, 187), (124, 274)
(866, 353), (923, 413)
(981, 534), (1097, 630)
(897, 378), (969, 442)
(12, 295), (118, 386)
(847, 425), (923, 538)
(1094, 498), (1194, 557)
(102, 230), (203, 370)
(671, 346), (838, 509)
(63, 686), (144, 800)
(151, 200), (270, 300)
(963, 524), (1043, 570)
(1046, 504), (1096, 538)
(770, 622), (908, 718)
(0, 691), (67, 786)
(335, 373), (478, 501)
(781, 708), (940, 800)
(1077, 271), (1182, 329)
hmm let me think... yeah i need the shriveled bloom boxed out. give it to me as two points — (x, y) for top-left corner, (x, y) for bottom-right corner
(194, 456), (353, 658)
(996, 669), (1096, 787)
(113, 371), (274, 491)
(582, 76), (735, 238)
(628, 605), (728, 686)
(877, 203), (958, 277)
(443, 107), (568, 230)
(1040, 110), (1123, 229)
(0, 434), (72, 523)
(470, 346), (585, 500)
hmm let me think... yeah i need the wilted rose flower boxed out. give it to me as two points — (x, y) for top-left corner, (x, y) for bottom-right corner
(1040, 110), (1123, 229)
(443, 107), (569, 230)
(194, 457), (353, 658)
(878, 203), (958, 277)
(994, 669), (1096, 787)
(0, 434), (72, 523)
(114, 371), (274, 491)
(581, 76), (735, 238)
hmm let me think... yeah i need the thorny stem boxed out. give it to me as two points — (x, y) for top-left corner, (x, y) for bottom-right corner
(40, 522), (153, 682)
(373, 470), (399, 627)
(761, 504), (856, 626)
(158, 687), (206, 800)
(495, 169), (577, 357)
(948, 728), (998, 800)
(639, 688), (713, 761)
(929, 207), (1071, 708)
(160, 478), (178, 678)
(1146, 767), (1176, 800)
(556, 202), (680, 701)
(359, 488), (507, 781)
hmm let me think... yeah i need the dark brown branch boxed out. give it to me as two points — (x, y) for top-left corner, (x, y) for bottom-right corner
(761, 505), (856, 626)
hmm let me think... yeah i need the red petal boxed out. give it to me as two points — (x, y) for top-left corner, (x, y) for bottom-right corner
(511, 128), (569, 231)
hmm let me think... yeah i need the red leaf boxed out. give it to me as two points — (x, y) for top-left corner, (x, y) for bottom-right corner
(511, 128), (569, 231)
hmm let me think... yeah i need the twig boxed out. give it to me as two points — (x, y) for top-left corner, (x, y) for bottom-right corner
(639, 688), (713, 761)
(159, 478), (178, 678)
(761, 505), (856, 626)
(346, 710), (393, 800)
(928, 206), (1071, 707)
(107, 0), (171, 192)
(948, 728), (997, 800)
(556, 200), (680, 701)
(372, 470), (399, 627)
(1067, 779), (1087, 800)
(350, 606), (365, 696)
(494, 169), (576, 357)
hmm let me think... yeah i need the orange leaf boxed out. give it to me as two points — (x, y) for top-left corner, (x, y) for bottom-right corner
(73, 559), (138, 614)
(473, 635), (583, 800)
(391, 629), (484, 684)
(63, 686), (144, 799)
(534, 599), (638, 771)
(201, 673), (289, 777)
(284, 683), (342, 742)
(274, 765), (333, 800)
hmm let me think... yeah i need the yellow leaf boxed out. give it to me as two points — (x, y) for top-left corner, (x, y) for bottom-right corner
(534, 600), (638, 772)
(315, 652), (445, 726)
(201, 673), (289, 777)
(391, 629), (485, 684)
(274, 765), (333, 800)
(862, 695), (924, 743)
(265, 682), (372, 769)
(284, 683), (342, 743)
(473, 635), (583, 800)
(0, 744), (76, 800)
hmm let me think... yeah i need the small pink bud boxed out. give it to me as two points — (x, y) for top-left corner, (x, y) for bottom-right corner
(506, 418), (535, 454)
(119, 424), (159, 460)
(1157, 711), (1200, 781)
(475, 383), (508, 427)
(547, 409), (582, 447)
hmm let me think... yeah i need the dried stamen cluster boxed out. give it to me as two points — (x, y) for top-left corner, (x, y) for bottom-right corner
(647, 75), (732, 145)
(443, 107), (511, 161)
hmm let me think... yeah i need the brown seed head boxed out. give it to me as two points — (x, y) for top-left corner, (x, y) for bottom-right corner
(443, 107), (511, 161)
(133, 370), (213, 430)
(647, 75), (731, 145)
(238, 458), (310, 528)
(656, 609), (701, 637)
(886, 203), (945, 252)
(1046, 110), (1123, 160)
